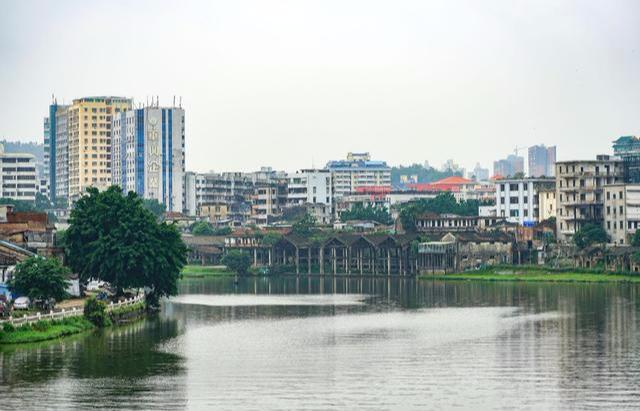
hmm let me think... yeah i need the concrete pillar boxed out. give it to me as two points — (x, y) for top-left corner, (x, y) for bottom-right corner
(387, 248), (391, 276)
(268, 248), (272, 266)
(253, 248), (257, 266)
(308, 248), (311, 275)
(319, 247), (324, 274)
(295, 247), (300, 275)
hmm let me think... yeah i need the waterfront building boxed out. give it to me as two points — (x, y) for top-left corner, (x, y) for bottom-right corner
(528, 145), (556, 177)
(414, 213), (503, 232)
(189, 172), (256, 226)
(612, 136), (640, 183)
(287, 169), (332, 206)
(493, 155), (524, 178)
(537, 188), (556, 222)
(603, 184), (640, 245)
(252, 180), (287, 226)
(494, 177), (555, 225)
(325, 152), (391, 197)
(0, 145), (38, 201)
(111, 105), (185, 212)
(555, 155), (623, 242)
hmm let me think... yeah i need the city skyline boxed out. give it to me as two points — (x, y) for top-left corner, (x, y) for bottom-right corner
(1, 0), (640, 173)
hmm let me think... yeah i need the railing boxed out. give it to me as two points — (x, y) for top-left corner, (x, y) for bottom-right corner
(0, 294), (144, 326)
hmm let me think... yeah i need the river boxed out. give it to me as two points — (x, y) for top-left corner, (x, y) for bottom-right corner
(1, 276), (640, 410)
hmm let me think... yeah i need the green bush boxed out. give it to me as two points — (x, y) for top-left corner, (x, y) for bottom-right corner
(32, 320), (50, 332)
(3, 322), (15, 333)
(84, 297), (111, 327)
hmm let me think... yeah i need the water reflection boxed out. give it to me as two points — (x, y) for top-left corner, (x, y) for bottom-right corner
(1, 276), (639, 410)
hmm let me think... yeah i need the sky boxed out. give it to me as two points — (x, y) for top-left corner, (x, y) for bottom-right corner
(1, 0), (639, 174)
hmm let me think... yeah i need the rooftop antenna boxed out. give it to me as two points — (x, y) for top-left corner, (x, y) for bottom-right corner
(179, 96), (182, 108)
(146, 96), (149, 107)
(173, 95), (176, 107)
(156, 95), (159, 108)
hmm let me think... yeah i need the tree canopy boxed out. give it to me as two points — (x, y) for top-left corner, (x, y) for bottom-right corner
(142, 198), (166, 219)
(65, 186), (187, 304)
(632, 230), (640, 247)
(398, 192), (485, 232)
(340, 203), (393, 225)
(573, 222), (608, 249)
(8, 257), (69, 307)
(292, 212), (316, 236)
(190, 221), (232, 236)
(391, 164), (460, 186)
(221, 250), (252, 275)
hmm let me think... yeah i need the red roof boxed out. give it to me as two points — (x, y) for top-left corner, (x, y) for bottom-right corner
(407, 176), (473, 192)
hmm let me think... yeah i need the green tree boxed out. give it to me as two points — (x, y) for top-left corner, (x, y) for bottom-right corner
(391, 164), (460, 186)
(35, 192), (52, 210)
(292, 212), (316, 236)
(8, 257), (69, 308)
(191, 221), (215, 236)
(574, 222), (608, 249)
(631, 230), (640, 247)
(340, 203), (393, 225)
(398, 192), (486, 232)
(221, 250), (252, 275)
(84, 297), (110, 327)
(65, 186), (187, 305)
(142, 198), (166, 219)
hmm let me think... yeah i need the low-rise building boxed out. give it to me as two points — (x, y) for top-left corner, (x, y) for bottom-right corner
(495, 177), (555, 225)
(415, 213), (503, 232)
(603, 184), (640, 245)
(537, 188), (556, 221)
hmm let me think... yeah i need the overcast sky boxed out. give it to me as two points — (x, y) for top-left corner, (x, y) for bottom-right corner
(1, 0), (639, 173)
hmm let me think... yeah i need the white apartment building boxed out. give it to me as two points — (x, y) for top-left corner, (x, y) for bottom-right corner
(495, 178), (555, 225)
(287, 169), (332, 207)
(556, 156), (624, 242)
(111, 106), (186, 212)
(603, 184), (640, 245)
(0, 146), (38, 201)
(325, 152), (391, 196)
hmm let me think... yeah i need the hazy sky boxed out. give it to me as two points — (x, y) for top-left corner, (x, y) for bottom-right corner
(1, 0), (639, 173)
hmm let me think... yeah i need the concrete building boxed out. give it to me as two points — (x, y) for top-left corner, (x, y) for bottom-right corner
(493, 155), (524, 178)
(111, 106), (185, 212)
(67, 97), (132, 202)
(495, 178), (555, 225)
(287, 169), (332, 206)
(612, 136), (640, 183)
(43, 117), (50, 198)
(471, 163), (489, 181)
(528, 145), (556, 177)
(251, 180), (287, 226)
(415, 213), (503, 232)
(53, 105), (70, 203)
(555, 155), (623, 242)
(603, 184), (640, 245)
(325, 152), (391, 196)
(0, 145), (38, 201)
(537, 188), (556, 222)
(184, 171), (197, 216)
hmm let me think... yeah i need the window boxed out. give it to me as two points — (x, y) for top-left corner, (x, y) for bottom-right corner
(510, 197), (518, 204)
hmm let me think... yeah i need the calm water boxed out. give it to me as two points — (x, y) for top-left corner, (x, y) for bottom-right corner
(2, 276), (640, 410)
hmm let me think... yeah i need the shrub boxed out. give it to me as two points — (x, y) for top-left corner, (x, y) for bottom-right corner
(84, 297), (111, 327)
(32, 320), (50, 332)
(3, 322), (15, 333)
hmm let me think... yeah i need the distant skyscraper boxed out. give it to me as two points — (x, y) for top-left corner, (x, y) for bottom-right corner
(528, 145), (556, 177)
(471, 163), (489, 181)
(43, 116), (50, 198)
(111, 106), (185, 212)
(613, 136), (640, 183)
(493, 155), (524, 177)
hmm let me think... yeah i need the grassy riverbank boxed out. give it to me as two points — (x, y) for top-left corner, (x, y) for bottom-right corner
(0, 317), (95, 344)
(422, 267), (640, 283)
(181, 265), (234, 278)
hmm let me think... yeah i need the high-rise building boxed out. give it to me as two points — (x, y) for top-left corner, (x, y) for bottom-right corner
(612, 136), (640, 183)
(43, 117), (50, 198)
(111, 106), (185, 212)
(494, 177), (555, 225)
(493, 155), (524, 178)
(471, 163), (489, 181)
(0, 144), (37, 202)
(54, 105), (69, 203)
(66, 96), (132, 202)
(325, 152), (391, 196)
(528, 145), (556, 177)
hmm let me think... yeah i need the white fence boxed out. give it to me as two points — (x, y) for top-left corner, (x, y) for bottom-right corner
(0, 294), (144, 326)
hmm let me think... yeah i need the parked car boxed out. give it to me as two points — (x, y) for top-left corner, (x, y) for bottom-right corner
(86, 280), (106, 291)
(13, 296), (31, 310)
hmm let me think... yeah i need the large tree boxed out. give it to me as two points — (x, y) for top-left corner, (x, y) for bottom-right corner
(65, 186), (187, 304)
(340, 203), (393, 225)
(8, 257), (69, 308)
(221, 250), (252, 276)
(574, 222), (608, 249)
